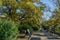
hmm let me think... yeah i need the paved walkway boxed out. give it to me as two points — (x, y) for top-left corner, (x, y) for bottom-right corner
(17, 30), (60, 40)
(29, 30), (60, 40)
(18, 38), (28, 40)
(29, 32), (48, 40)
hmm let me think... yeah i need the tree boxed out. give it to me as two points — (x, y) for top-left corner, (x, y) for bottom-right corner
(2, 0), (45, 28)
(2, 0), (19, 22)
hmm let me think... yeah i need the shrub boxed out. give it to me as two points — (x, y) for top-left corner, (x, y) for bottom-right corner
(32, 25), (39, 31)
(0, 19), (18, 40)
(18, 24), (33, 32)
(55, 27), (60, 33)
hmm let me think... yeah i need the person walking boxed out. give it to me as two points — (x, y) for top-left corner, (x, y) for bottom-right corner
(25, 29), (31, 40)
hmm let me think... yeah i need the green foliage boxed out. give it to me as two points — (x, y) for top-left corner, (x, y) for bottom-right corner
(2, 0), (44, 26)
(0, 0), (2, 6)
(32, 25), (39, 31)
(0, 19), (18, 40)
(55, 27), (60, 33)
(18, 24), (33, 32)
(1, 0), (45, 32)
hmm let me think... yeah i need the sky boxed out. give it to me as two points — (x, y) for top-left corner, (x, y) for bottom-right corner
(40, 0), (57, 20)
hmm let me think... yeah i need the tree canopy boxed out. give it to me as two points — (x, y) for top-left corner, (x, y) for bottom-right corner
(1, 0), (45, 27)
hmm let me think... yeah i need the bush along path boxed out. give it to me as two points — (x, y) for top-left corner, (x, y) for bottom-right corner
(0, 19), (18, 40)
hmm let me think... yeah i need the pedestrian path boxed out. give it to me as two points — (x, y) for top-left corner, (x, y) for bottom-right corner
(29, 32), (48, 40)
(17, 30), (60, 40)
(29, 30), (60, 40)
